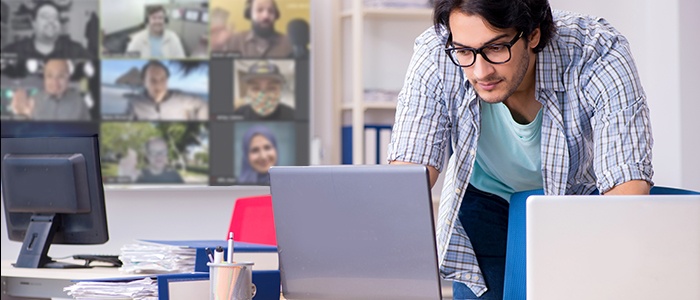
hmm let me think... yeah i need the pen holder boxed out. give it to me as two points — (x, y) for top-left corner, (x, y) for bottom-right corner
(207, 262), (256, 300)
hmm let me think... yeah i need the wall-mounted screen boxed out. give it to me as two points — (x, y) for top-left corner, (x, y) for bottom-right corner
(0, 0), (311, 186)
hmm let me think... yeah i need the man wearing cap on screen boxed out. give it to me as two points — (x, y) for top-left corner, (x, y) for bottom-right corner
(234, 60), (294, 120)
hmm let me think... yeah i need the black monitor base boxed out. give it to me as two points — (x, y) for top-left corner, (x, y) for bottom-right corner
(12, 260), (91, 269)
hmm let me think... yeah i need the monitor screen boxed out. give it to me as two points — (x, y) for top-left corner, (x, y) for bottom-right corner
(0, 134), (108, 268)
(0, 0), (312, 187)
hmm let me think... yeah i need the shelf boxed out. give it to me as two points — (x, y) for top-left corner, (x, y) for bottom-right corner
(342, 102), (397, 111)
(340, 7), (432, 19)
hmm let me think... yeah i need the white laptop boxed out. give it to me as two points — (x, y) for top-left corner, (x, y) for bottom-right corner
(526, 194), (700, 300)
(269, 165), (442, 300)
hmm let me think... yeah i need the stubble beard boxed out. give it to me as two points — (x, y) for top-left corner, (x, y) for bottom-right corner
(473, 45), (531, 104)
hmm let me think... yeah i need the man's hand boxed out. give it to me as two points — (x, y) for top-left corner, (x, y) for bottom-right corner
(389, 160), (440, 188)
(604, 180), (651, 195)
(10, 89), (35, 118)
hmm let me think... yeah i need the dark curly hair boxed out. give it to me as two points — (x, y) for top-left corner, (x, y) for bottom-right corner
(433, 0), (555, 53)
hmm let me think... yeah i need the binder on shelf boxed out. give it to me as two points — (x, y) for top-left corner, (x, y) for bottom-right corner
(379, 127), (392, 165)
(140, 239), (279, 272)
(342, 124), (393, 164)
(364, 127), (377, 164)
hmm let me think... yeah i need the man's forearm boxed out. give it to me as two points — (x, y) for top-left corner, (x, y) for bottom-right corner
(603, 180), (651, 195)
(389, 160), (440, 188)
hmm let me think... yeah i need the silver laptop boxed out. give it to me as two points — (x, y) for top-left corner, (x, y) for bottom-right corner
(526, 194), (700, 300)
(269, 165), (442, 300)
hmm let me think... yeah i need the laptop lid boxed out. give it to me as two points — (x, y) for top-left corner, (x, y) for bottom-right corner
(526, 194), (700, 300)
(269, 165), (442, 300)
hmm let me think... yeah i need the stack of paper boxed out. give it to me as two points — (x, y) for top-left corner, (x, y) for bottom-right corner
(64, 277), (158, 299)
(119, 242), (197, 274)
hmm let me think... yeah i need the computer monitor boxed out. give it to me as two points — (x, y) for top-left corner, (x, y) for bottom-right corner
(0, 134), (108, 269)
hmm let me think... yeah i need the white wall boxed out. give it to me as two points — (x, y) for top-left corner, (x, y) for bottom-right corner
(1, 186), (268, 260)
(679, 0), (700, 190)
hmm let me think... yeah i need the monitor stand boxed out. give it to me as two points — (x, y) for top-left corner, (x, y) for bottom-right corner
(13, 214), (89, 269)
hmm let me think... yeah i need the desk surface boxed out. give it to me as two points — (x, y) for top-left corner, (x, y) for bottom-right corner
(2, 259), (127, 280)
(1, 260), (156, 299)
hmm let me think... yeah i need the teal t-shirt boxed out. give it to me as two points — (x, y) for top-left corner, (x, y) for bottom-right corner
(470, 101), (544, 201)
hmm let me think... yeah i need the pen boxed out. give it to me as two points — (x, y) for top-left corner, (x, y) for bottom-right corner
(205, 247), (214, 263)
(227, 232), (234, 263)
(214, 246), (224, 263)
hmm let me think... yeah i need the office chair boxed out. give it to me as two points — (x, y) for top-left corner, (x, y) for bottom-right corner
(227, 194), (277, 246)
(503, 186), (699, 300)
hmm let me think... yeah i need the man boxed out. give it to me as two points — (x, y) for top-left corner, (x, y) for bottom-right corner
(234, 60), (294, 120)
(126, 60), (208, 120)
(126, 5), (185, 58)
(118, 137), (184, 184)
(388, 0), (654, 299)
(225, 0), (292, 58)
(10, 59), (90, 120)
(2, 1), (91, 60)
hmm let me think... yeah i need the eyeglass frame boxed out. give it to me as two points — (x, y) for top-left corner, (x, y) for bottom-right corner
(444, 31), (524, 67)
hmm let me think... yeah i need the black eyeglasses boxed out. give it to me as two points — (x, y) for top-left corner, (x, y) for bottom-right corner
(445, 32), (523, 67)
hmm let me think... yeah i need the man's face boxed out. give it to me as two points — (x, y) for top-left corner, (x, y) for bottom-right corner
(144, 65), (169, 101)
(43, 60), (70, 97)
(247, 134), (277, 174)
(33, 5), (61, 41)
(251, 0), (277, 32)
(146, 140), (169, 173)
(148, 10), (166, 35)
(448, 10), (537, 103)
(246, 76), (282, 116)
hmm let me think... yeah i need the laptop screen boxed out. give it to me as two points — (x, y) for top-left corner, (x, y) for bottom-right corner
(526, 194), (700, 300)
(269, 165), (442, 300)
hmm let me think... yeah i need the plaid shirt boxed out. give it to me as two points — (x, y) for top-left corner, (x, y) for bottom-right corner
(388, 10), (654, 296)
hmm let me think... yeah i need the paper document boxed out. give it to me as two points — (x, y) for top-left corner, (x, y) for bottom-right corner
(64, 277), (158, 299)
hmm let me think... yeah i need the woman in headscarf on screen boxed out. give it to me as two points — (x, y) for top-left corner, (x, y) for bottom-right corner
(239, 125), (278, 185)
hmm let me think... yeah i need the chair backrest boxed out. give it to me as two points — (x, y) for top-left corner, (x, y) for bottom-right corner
(227, 195), (277, 246)
(503, 186), (699, 300)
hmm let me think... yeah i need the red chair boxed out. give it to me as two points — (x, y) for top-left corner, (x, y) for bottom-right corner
(227, 195), (277, 246)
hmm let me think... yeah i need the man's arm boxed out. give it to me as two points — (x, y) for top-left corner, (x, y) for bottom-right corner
(604, 180), (650, 195)
(390, 160), (440, 188)
(586, 35), (654, 194)
(170, 32), (186, 58)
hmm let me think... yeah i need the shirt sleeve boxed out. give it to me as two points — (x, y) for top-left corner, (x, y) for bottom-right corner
(171, 33), (186, 58)
(387, 29), (452, 172)
(585, 35), (654, 193)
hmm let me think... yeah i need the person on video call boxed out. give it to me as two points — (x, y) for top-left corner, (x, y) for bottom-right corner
(388, 0), (654, 298)
(126, 60), (208, 120)
(10, 59), (90, 120)
(234, 60), (294, 120)
(118, 137), (184, 184)
(2, 1), (91, 60)
(225, 0), (292, 58)
(238, 125), (278, 185)
(126, 5), (186, 58)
